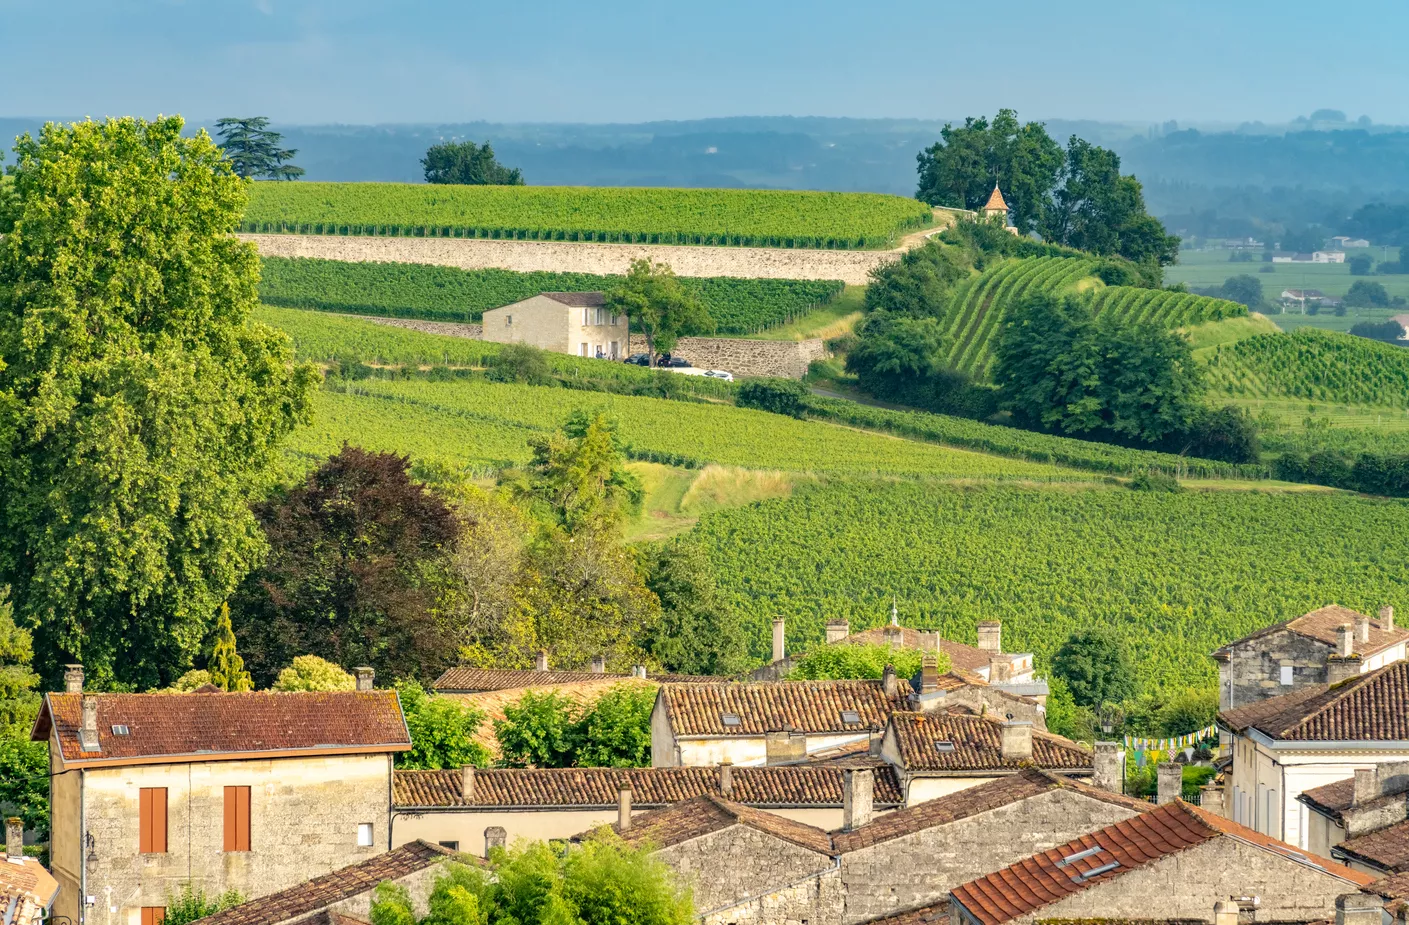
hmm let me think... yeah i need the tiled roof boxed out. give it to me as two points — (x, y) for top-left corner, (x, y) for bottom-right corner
(0, 857), (58, 912)
(1298, 777), (1357, 820)
(1336, 819), (1409, 873)
(982, 187), (1008, 212)
(855, 901), (950, 925)
(593, 794), (835, 855)
(887, 711), (1092, 772)
(1223, 662), (1409, 741)
(658, 679), (910, 736)
(190, 842), (457, 925)
(1212, 604), (1407, 661)
(1216, 683), (1327, 735)
(542, 291), (606, 307)
(831, 767), (1149, 853)
(288, 913), (370, 925)
(949, 801), (1375, 925)
(33, 690), (410, 767)
(394, 765), (904, 808)
(1370, 871), (1409, 913)
(433, 667), (712, 692)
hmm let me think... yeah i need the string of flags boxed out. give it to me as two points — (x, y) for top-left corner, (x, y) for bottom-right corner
(1122, 723), (1219, 753)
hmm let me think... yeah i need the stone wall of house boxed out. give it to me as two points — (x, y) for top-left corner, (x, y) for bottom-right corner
(1009, 836), (1360, 924)
(482, 296), (570, 353)
(1219, 629), (1330, 711)
(656, 825), (836, 919)
(839, 787), (1143, 924)
(701, 870), (845, 925)
(246, 233), (892, 285)
(628, 335), (828, 379)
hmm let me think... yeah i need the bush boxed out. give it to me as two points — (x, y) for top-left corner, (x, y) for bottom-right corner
(164, 884), (245, 925)
(789, 643), (937, 681)
(494, 685), (656, 769)
(737, 378), (811, 419)
(272, 655), (355, 692)
(1182, 405), (1261, 464)
(396, 680), (492, 770)
(1349, 320), (1407, 344)
(487, 343), (553, 384)
(1129, 471), (1182, 493)
(1350, 254), (1373, 276)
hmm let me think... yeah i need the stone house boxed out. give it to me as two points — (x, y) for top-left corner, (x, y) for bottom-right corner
(1217, 661), (1409, 851)
(650, 677), (912, 768)
(947, 800), (1378, 925)
(1, 819), (59, 925)
(480, 291), (627, 359)
(32, 665), (411, 925)
(1298, 763), (1409, 875)
(1211, 604), (1405, 712)
(186, 841), (457, 925)
(390, 764), (905, 854)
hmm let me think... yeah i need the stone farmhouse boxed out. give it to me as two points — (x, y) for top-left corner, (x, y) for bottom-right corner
(31, 665), (411, 925)
(1212, 604), (1405, 712)
(947, 799), (1378, 925)
(1, 819), (59, 925)
(1298, 762), (1409, 876)
(480, 291), (627, 359)
(1218, 660), (1409, 852)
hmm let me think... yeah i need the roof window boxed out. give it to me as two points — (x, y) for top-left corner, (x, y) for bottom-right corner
(934, 741), (956, 753)
(1056, 846), (1105, 868)
(111, 724), (130, 736)
(721, 713), (742, 727)
(841, 710), (862, 725)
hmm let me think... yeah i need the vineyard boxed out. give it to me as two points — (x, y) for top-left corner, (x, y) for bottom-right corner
(939, 256), (1247, 379)
(258, 257), (845, 334)
(1205, 328), (1409, 407)
(690, 480), (1409, 693)
(242, 183), (934, 249)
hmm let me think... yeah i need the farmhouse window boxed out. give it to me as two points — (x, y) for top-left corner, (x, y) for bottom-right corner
(224, 786), (251, 852)
(357, 822), (374, 847)
(1279, 666), (1294, 685)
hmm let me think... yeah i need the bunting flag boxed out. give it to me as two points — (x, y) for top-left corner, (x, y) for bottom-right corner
(1122, 723), (1219, 753)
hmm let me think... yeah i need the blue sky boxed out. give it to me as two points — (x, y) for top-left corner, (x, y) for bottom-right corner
(4, 0), (1408, 125)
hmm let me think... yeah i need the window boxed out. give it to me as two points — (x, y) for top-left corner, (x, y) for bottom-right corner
(141, 908), (166, 925)
(840, 710), (862, 725)
(934, 741), (956, 753)
(224, 786), (251, 852)
(720, 713), (742, 727)
(505, 315), (513, 326)
(582, 308), (589, 325)
(111, 725), (130, 735)
(580, 343), (589, 357)
(357, 823), (374, 847)
(139, 788), (167, 854)
(438, 841), (460, 850)
(1280, 666), (1294, 685)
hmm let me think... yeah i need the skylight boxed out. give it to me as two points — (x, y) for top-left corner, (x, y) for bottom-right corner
(1070, 861), (1120, 883)
(111, 725), (130, 736)
(841, 710), (862, 725)
(1056, 846), (1106, 868)
(934, 741), (956, 753)
(721, 713), (742, 727)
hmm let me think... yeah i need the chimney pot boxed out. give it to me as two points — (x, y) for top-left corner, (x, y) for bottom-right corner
(1335, 892), (1384, 925)
(591, 654), (606, 674)
(484, 826), (506, 856)
(1213, 900), (1240, 925)
(1380, 605), (1395, 635)
(825, 620), (850, 644)
(618, 784), (632, 831)
(354, 667), (374, 691)
(462, 766), (475, 802)
(976, 621), (1002, 654)
(79, 696), (101, 753)
(4, 817), (21, 860)
(1000, 720), (1033, 761)
(1157, 761), (1183, 805)
(719, 760), (733, 798)
(1338, 623), (1355, 657)
(1327, 653), (1362, 686)
(536, 650), (549, 672)
(772, 618), (786, 663)
(1356, 613), (1371, 644)
(1094, 741), (1124, 794)
(63, 664), (84, 694)
(882, 664), (898, 699)
(842, 768), (874, 831)
(1353, 768), (1377, 805)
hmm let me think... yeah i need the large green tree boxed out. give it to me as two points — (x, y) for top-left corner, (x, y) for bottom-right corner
(0, 117), (316, 688)
(0, 586), (47, 836)
(1039, 138), (1179, 267)
(1051, 630), (1137, 708)
(214, 117), (304, 180)
(422, 140), (523, 186)
(604, 260), (713, 365)
(641, 538), (748, 677)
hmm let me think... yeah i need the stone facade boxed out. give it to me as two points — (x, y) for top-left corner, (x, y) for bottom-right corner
(1217, 628), (1336, 712)
(481, 294), (628, 359)
(654, 825), (837, 921)
(50, 754), (393, 925)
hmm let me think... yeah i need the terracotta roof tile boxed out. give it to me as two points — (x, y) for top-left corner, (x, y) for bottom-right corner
(1336, 818), (1409, 872)
(0, 857), (58, 912)
(33, 691), (410, 767)
(1222, 662), (1409, 741)
(1212, 605), (1407, 661)
(949, 802), (1375, 925)
(589, 794), (836, 855)
(982, 187), (1008, 212)
(1370, 871), (1409, 912)
(1298, 777), (1357, 820)
(832, 768), (1150, 853)
(888, 712), (1092, 772)
(659, 679), (909, 736)
(1217, 684), (1327, 735)
(394, 765), (904, 808)
(191, 842), (458, 925)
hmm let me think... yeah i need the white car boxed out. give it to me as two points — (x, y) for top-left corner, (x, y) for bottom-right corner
(702, 370), (735, 382)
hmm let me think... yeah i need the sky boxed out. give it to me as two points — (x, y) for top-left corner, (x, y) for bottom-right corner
(4, 0), (1409, 127)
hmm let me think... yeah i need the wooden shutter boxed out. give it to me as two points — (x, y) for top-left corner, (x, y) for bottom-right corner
(141, 907), (166, 925)
(140, 788), (167, 853)
(224, 786), (250, 852)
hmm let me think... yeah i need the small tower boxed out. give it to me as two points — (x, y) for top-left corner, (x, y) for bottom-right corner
(981, 184), (1010, 225)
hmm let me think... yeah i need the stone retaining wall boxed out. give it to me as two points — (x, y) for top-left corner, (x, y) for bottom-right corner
(244, 233), (893, 284)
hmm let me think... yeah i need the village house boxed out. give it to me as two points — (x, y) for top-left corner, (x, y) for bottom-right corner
(946, 800), (1379, 925)
(480, 291), (627, 359)
(1298, 762), (1409, 875)
(1217, 660), (1409, 851)
(1211, 604), (1405, 712)
(1, 819), (59, 925)
(1332, 236), (1372, 248)
(32, 665), (411, 925)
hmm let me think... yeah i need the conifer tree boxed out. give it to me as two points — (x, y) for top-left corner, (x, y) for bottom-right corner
(208, 604), (253, 692)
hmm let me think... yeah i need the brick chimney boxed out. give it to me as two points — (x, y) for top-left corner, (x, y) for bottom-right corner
(484, 826), (506, 855)
(1000, 720), (1032, 761)
(63, 663), (84, 694)
(825, 620), (850, 644)
(1328, 653), (1362, 686)
(1094, 741), (1123, 793)
(617, 783), (632, 831)
(1336, 892), (1384, 925)
(842, 768), (874, 831)
(1157, 762), (1183, 805)
(354, 667), (374, 691)
(920, 654), (940, 694)
(79, 696), (101, 753)
(764, 727), (807, 765)
(772, 618), (786, 663)
(1338, 623), (1355, 657)
(1213, 900), (1239, 925)
(882, 664), (898, 699)
(1356, 612), (1371, 643)
(591, 654), (606, 674)
(5, 817), (21, 860)
(719, 759), (733, 798)
(462, 766), (475, 802)
(536, 650), (549, 671)
(976, 621), (1002, 654)
(1381, 605), (1396, 634)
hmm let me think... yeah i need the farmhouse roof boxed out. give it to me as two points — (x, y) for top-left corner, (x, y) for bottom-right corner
(886, 711), (1092, 773)
(586, 794), (836, 855)
(831, 767), (1148, 853)
(541, 291), (606, 307)
(657, 679), (910, 737)
(982, 186), (1008, 212)
(948, 801), (1375, 925)
(393, 764), (905, 809)
(1335, 818), (1409, 873)
(1210, 604), (1407, 661)
(32, 690), (410, 768)
(1218, 661), (1409, 741)
(189, 841), (459, 925)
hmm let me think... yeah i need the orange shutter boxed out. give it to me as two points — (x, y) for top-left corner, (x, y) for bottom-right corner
(140, 788), (168, 854)
(139, 788), (151, 852)
(141, 907), (166, 925)
(224, 786), (251, 852)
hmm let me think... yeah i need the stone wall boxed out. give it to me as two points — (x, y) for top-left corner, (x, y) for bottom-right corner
(656, 824), (836, 920)
(629, 335), (827, 379)
(1219, 628), (1331, 711)
(245, 233), (893, 285)
(701, 870), (844, 925)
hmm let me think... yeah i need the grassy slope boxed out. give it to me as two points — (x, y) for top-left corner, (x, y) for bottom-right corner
(742, 285), (865, 342)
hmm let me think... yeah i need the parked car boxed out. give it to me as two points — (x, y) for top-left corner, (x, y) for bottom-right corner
(702, 370), (734, 382)
(658, 355), (692, 368)
(623, 353), (651, 366)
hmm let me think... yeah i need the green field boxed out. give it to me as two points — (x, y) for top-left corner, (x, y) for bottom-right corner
(258, 257), (845, 335)
(1205, 328), (1409, 407)
(242, 182), (933, 249)
(690, 479), (1409, 691)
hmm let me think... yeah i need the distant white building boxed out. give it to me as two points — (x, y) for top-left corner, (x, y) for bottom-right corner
(1331, 236), (1371, 248)
(1313, 251), (1346, 263)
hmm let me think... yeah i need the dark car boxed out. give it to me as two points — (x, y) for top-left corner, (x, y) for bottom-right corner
(658, 355), (692, 368)
(623, 353), (651, 366)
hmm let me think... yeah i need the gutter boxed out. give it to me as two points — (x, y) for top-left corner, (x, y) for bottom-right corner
(1247, 728), (1409, 752)
(391, 801), (906, 813)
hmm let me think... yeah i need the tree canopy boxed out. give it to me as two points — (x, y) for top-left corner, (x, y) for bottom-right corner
(271, 655), (356, 692)
(604, 260), (712, 364)
(1051, 629), (1137, 707)
(494, 684), (655, 770)
(396, 680), (491, 771)
(422, 140), (524, 186)
(215, 117), (304, 180)
(0, 116), (316, 688)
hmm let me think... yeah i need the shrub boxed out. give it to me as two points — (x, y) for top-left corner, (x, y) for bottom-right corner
(737, 378), (811, 419)
(272, 655), (355, 692)
(164, 884), (245, 925)
(487, 343), (553, 385)
(1182, 405), (1261, 464)
(789, 643), (940, 681)
(1129, 471), (1182, 493)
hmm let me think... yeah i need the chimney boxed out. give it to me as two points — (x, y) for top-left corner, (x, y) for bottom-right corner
(1000, 721), (1032, 761)
(1094, 741), (1123, 793)
(989, 655), (1013, 685)
(461, 766), (475, 802)
(591, 654), (606, 674)
(1356, 612), (1371, 644)
(1328, 653), (1362, 686)
(842, 768), (874, 831)
(617, 783), (632, 831)
(868, 731), (884, 758)
(484, 826), (506, 855)
(632, 665), (647, 679)
(1338, 623), (1355, 657)
(920, 654), (940, 694)
(1381, 605), (1396, 634)
(825, 620), (850, 644)
(918, 631), (941, 653)
(1157, 762), (1183, 805)
(536, 650), (549, 671)
(976, 621), (1002, 654)
(354, 667), (374, 691)
(772, 618), (786, 663)
(719, 760), (734, 798)
(1336, 893), (1384, 925)
(1213, 900), (1240, 925)
(79, 696), (101, 753)
(5, 818), (21, 860)
(63, 664), (84, 694)
(884, 624), (903, 650)
(764, 727), (807, 765)
(1353, 768), (1377, 805)
(882, 664), (898, 699)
